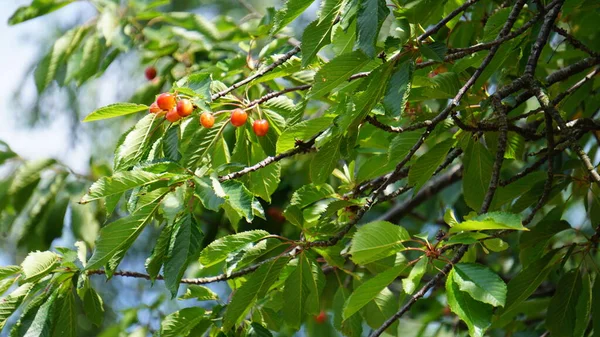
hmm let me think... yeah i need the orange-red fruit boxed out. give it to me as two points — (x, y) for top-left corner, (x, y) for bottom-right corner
(200, 112), (215, 128)
(252, 119), (269, 137)
(145, 66), (157, 80)
(166, 107), (181, 123)
(149, 102), (162, 114)
(267, 207), (286, 223)
(230, 108), (248, 127)
(156, 93), (176, 110)
(314, 311), (327, 324)
(176, 99), (194, 117)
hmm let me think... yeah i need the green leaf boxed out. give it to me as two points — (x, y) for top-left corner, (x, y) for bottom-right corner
(420, 41), (447, 62)
(546, 269), (582, 337)
(310, 135), (342, 183)
(343, 263), (408, 320)
(462, 139), (494, 211)
(282, 253), (326, 328)
(453, 263), (507, 307)
(383, 61), (414, 117)
(76, 35), (103, 85)
(0, 283), (34, 331)
(449, 212), (528, 233)
(408, 138), (454, 192)
(349, 221), (410, 264)
(193, 177), (224, 212)
(220, 180), (256, 224)
(301, 1), (340, 68)
(21, 251), (60, 283)
(356, 0), (389, 57)
(180, 120), (225, 169)
(86, 200), (162, 274)
(52, 287), (77, 337)
(308, 51), (370, 100)
(346, 61), (395, 130)
(81, 168), (174, 203)
(0, 266), (21, 281)
(20, 290), (56, 337)
(80, 283), (104, 327)
(446, 269), (493, 337)
(114, 113), (163, 171)
(83, 103), (148, 122)
(8, 158), (56, 195)
(9, 0), (74, 25)
(246, 322), (273, 337)
(333, 287), (363, 337)
(483, 8), (510, 41)
(402, 258), (428, 295)
(178, 285), (219, 301)
(592, 276), (600, 337)
(519, 216), (570, 266)
(34, 26), (86, 92)
(223, 256), (290, 330)
(159, 307), (207, 337)
(276, 117), (334, 153)
(198, 230), (270, 267)
(574, 272), (591, 337)
(271, 0), (317, 34)
(361, 287), (399, 334)
(164, 214), (204, 298)
(145, 224), (172, 281)
(495, 250), (559, 324)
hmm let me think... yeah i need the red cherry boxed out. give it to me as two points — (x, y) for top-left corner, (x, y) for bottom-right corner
(416, 57), (423, 64)
(230, 108), (248, 127)
(165, 107), (181, 123)
(149, 102), (162, 114)
(145, 66), (157, 80)
(156, 93), (176, 110)
(200, 112), (215, 128)
(252, 119), (269, 137)
(176, 99), (194, 117)
(267, 207), (286, 223)
(314, 311), (327, 324)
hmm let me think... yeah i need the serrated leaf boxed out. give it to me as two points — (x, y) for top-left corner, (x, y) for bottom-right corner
(80, 284), (104, 327)
(179, 285), (218, 301)
(180, 120), (225, 169)
(592, 276), (600, 337)
(220, 180), (256, 224)
(271, 0), (317, 34)
(383, 61), (414, 117)
(8, 0), (74, 25)
(86, 200), (162, 274)
(402, 258), (428, 295)
(276, 117), (334, 153)
(343, 263), (408, 320)
(76, 35), (103, 85)
(164, 214), (204, 298)
(574, 272), (591, 337)
(83, 103), (149, 122)
(159, 307), (207, 337)
(420, 41), (447, 62)
(349, 221), (410, 264)
(546, 269), (581, 337)
(0, 266), (21, 281)
(21, 251), (60, 283)
(453, 263), (507, 307)
(8, 158), (56, 195)
(333, 287), (363, 337)
(309, 51), (370, 100)
(301, 1), (340, 68)
(449, 212), (528, 233)
(0, 283), (34, 331)
(408, 138), (454, 192)
(282, 254), (325, 328)
(495, 251), (559, 324)
(81, 168), (174, 203)
(52, 287), (77, 337)
(362, 287), (398, 334)
(145, 224), (172, 281)
(223, 256), (290, 330)
(310, 135), (342, 183)
(114, 113), (163, 171)
(199, 230), (270, 267)
(356, 0), (389, 57)
(446, 269), (493, 337)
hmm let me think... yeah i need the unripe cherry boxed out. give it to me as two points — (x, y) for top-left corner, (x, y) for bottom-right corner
(176, 99), (193, 117)
(200, 112), (215, 128)
(252, 119), (269, 137)
(145, 66), (157, 80)
(230, 108), (248, 127)
(156, 93), (176, 110)
(165, 107), (181, 123)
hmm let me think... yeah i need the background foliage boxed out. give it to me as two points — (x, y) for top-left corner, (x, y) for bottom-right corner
(1, 0), (600, 336)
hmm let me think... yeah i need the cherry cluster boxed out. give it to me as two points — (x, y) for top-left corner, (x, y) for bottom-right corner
(148, 92), (270, 137)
